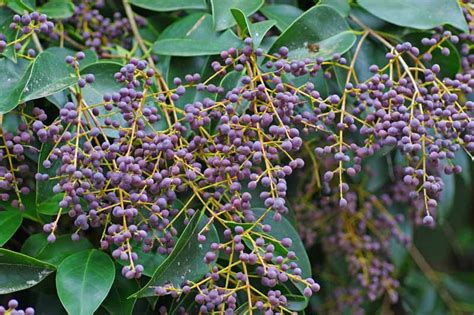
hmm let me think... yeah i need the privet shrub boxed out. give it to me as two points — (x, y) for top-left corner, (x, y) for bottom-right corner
(0, 0), (473, 314)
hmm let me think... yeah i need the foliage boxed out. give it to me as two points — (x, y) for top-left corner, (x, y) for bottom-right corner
(0, 0), (473, 314)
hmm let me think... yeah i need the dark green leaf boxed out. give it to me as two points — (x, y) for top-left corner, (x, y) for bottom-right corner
(22, 234), (93, 267)
(269, 5), (356, 61)
(252, 208), (311, 310)
(56, 249), (115, 315)
(358, 0), (468, 33)
(0, 210), (22, 246)
(260, 4), (303, 32)
(132, 212), (219, 298)
(37, 194), (62, 215)
(211, 0), (264, 31)
(0, 58), (30, 114)
(130, 0), (207, 11)
(231, 8), (276, 48)
(0, 248), (55, 294)
(318, 0), (350, 17)
(102, 270), (140, 315)
(404, 32), (461, 78)
(80, 61), (124, 138)
(21, 49), (78, 102)
(40, 0), (75, 19)
(153, 14), (242, 56)
(439, 170), (455, 222)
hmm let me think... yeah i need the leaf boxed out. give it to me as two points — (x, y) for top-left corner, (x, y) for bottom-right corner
(129, 0), (207, 11)
(252, 209), (311, 277)
(0, 58), (30, 114)
(102, 270), (140, 315)
(260, 4), (303, 32)
(231, 8), (276, 48)
(404, 32), (461, 78)
(439, 170), (455, 222)
(80, 61), (125, 138)
(21, 49), (78, 102)
(56, 249), (115, 315)
(0, 248), (55, 294)
(454, 151), (471, 186)
(252, 208), (311, 310)
(210, 0), (264, 31)
(318, 0), (350, 17)
(358, 0), (469, 33)
(39, 0), (75, 19)
(22, 234), (93, 267)
(116, 243), (166, 277)
(441, 272), (474, 310)
(153, 14), (242, 56)
(37, 194), (63, 215)
(0, 210), (22, 246)
(269, 5), (356, 61)
(132, 212), (219, 298)
(36, 140), (63, 209)
(153, 38), (237, 57)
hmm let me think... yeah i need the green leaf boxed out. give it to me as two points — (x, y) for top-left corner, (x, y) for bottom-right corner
(39, 0), (75, 19)
(252, 208), (311, 310)
(358, 0), (469, 33)
(441, 272), (474, 310)
(211, 0), (264, 31)
(7, 0), (35, 14)
(260, 4), (303, 32)
(21, 49), (77, 102)
(102, 270), (140, 315)
(318, 0), (350, 17)
(404, 32), (461, 78)
(439, 171), (455, 222)
(231, 8), (276, 48)
(252, 209), (311, 277)
(56, 249), (115, 315)
(153, 14), (241, 56)
(0, 58), (30, 114)
(0, 248), (55, 294)
(130, 0), (207, 11)
(153, 38), (237, 57)
(132, 212), (219, 298)
(80, 61), (125, 138)
(116, 243), (166, 277)
(0, 210), (22, 246)
(22, 234), (93, 267)
(37, 194), (62, 215)
(269, 5), (356, 61)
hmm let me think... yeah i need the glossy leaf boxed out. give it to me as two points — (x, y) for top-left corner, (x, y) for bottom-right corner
(102, 270), (140, 315)
(0, 248), (55, 294)
(0, 48), (76, 113)
(56, 249), (115, 315)
(39, 0), (74, 19)
(153, 14), (241, 56)
(21, 49), (78, 102)
(22, 234), (93, 267)
(132, 212), (219, 298)
(80, 62), (125, 138)
(231, 8), (276, 48)
(0, 58), (30, 114)
(260, 4), (303, 31)
(358, 0), (468, 33)
(211, 0), (264, 31)
(0, 210), (22, 246)
(269, 5), (356, 61)
(129, 0), (206, 11)
(253, 208), (311, 310)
